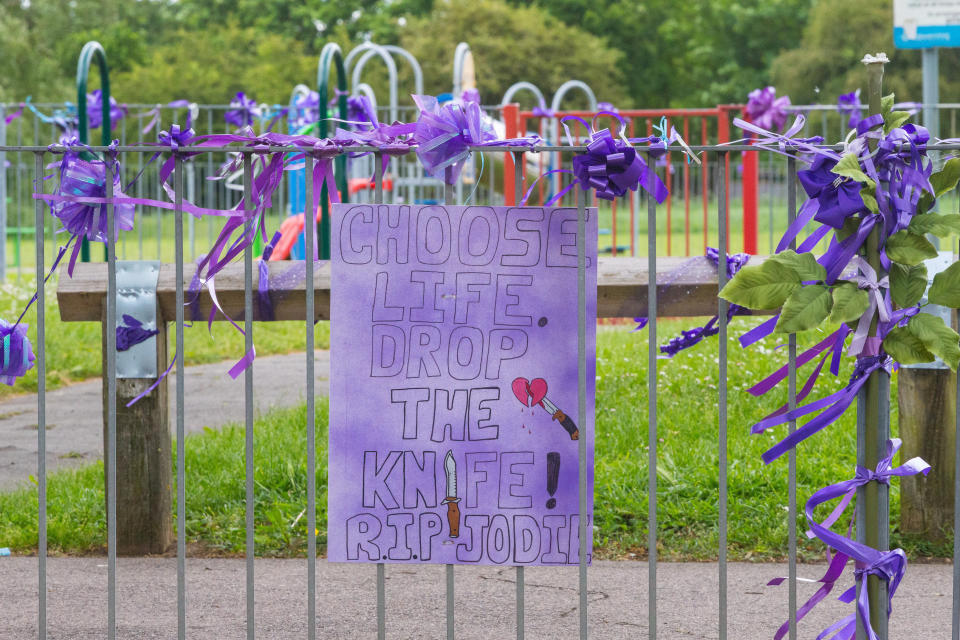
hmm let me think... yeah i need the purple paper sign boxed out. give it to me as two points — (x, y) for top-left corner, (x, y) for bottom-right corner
(329, 204), (597, 566)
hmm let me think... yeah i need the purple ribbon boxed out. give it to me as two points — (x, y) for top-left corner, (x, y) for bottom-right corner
(847, 257), (890, 357)
(116, 314), (159, 352)
(596, 101), (618, 114)
(770, 439), (929, 640)
(257, 231), (283, 322)
(225, 92), (261, 128)
(531, 104), (556, 118)
(838, 90), (863, 129)
(86, 90), (127, 130)
(0, 320), (35, 386)
(755, 355), (892, 465)
(634, 248), (751, 356)
(138, 100), (191, 136)
(413, 94), (540, 184)
(746, 86), (791, 132)
(4, 104), (24, 125)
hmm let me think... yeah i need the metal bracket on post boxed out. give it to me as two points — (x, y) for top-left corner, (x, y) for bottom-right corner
(903, 251), (953, 370)
(116, 261), (160, 379)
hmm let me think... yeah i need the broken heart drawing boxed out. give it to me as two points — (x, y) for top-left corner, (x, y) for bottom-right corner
(511, 377), (579, 440)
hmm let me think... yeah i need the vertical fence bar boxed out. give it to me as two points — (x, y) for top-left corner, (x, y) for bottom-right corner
(577, 173), (588, 640)
(513, 151), (525, 640)
(718, 152), (728, 640)
(305, 153), (317, 640)
(243, 152), (256, 640)
(175, 153), (187, 640)
(374, 152), (387, 640)
(954, 235), (960, 640)
(786, 156), (798, 640)
(105, 156), (118, 640)
(34, 150), (47, 640)
(443, 166), (455, 640)
(647, 152), (658, 640)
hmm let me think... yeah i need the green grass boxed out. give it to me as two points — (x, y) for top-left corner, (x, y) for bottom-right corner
(0, 320), (944, 561)
(0, 277), (325, 399)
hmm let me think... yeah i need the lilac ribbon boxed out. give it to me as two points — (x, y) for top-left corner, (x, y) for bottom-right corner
(257, 231), (283, 322)
(773, 439), (929, 640)
(746, 86), (791, 132)
(755, 355), (892, 464)
(138, 100), (191, 136)
(634, 248), (751, 356)
(86, 90), (127, 130)
(116, 314), (159, 352)
(847, 257), (890, 357)
(225, 92), (261, 128)
(0, 320), (35, 386)
(40, 138), (135, 276)
(413, 94), (540, 184)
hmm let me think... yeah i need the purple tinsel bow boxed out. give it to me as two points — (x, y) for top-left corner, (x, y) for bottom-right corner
(767, 439), (929, 640)
(86, 90), (127, 130)
(567, 125), (668, 202)
(42, 138), (135, 276)
(633, 248), (750, 356)
(746, 86), (791, 132)
(116, 314), (159, 352)
(838, 90), (863, 129)
(225, 92), (261, 128)
(0, 320), (35, 385)
(597, 102), (618, 114)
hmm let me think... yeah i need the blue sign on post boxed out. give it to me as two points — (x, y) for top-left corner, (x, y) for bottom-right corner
(894, 0), (960, 49)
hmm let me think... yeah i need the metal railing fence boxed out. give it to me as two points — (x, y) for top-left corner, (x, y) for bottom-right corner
(2, 139), (959, 639)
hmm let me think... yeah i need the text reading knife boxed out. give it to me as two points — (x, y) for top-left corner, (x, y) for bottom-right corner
(440, 450), (461, 538)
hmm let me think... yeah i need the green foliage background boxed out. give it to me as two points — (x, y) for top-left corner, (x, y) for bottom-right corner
(0, 0), (950, 110)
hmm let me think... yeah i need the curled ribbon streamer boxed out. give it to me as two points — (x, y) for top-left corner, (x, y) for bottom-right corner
(769, 439), (929, 640)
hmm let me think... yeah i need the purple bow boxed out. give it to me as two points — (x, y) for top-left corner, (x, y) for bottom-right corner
(116, 314), (159, 352)
(768, 439), (929, 640)
(746, 86), (791, 132)
(0, 320), (35, 386)
(86, 90), (127, 130)
(413, 94), (540, 184)
(798, 155), (869, 229)
(225, 92), (261, 128)
(569, 127), (668, 202)
(597, 101), (618, 114)
(292, 91), (320, 131)
(44, 138), (135, 276)
(838, 90), (863, 129)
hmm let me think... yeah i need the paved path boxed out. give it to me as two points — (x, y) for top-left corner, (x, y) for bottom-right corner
(1, 557), (952, 638)
(0, 351), (330, 490)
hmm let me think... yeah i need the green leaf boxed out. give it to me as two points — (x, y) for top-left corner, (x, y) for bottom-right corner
(908, 313), (960, 370)
(889, 262), (928, 308)
(883, 326), (935, 365)
(884, 110), (911, 133)
(775, 285), (832, 333)
(881, 93), (895, 116)
(929, 261), (960, 307)
(837, 216), (862, 243)
(827, 281), (870, 324)
(831, 152), (870, 183)
(930, 158), (960, 197)
(718, 260), (801, 310)
(860, 186), (879, 214)
(908, 212), (960, 238)
(885, 230), (938, 266)
(766, 250), (827, 282)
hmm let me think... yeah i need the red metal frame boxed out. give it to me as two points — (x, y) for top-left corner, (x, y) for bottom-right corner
(500, 104), (759, 256)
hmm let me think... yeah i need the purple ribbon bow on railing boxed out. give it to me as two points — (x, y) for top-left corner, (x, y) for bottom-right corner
(746, 86), (791, 132)
(116, 314), (159, 352)
(753, 354), (892, 464)
(87, 90), (127, 131)
(847, 256), (890, 357)
(225, 92), (261, 128)
(767, 439), (929, 640)
(0, 320), (35, 386)
(413, 93), (540, 184)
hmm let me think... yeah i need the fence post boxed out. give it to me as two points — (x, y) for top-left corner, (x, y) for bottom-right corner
(100, 308), (173, 555)
(741, 107), (758, 254)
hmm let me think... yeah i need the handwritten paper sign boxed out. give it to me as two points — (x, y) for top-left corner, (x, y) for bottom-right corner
(329, 204), (596, 565)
